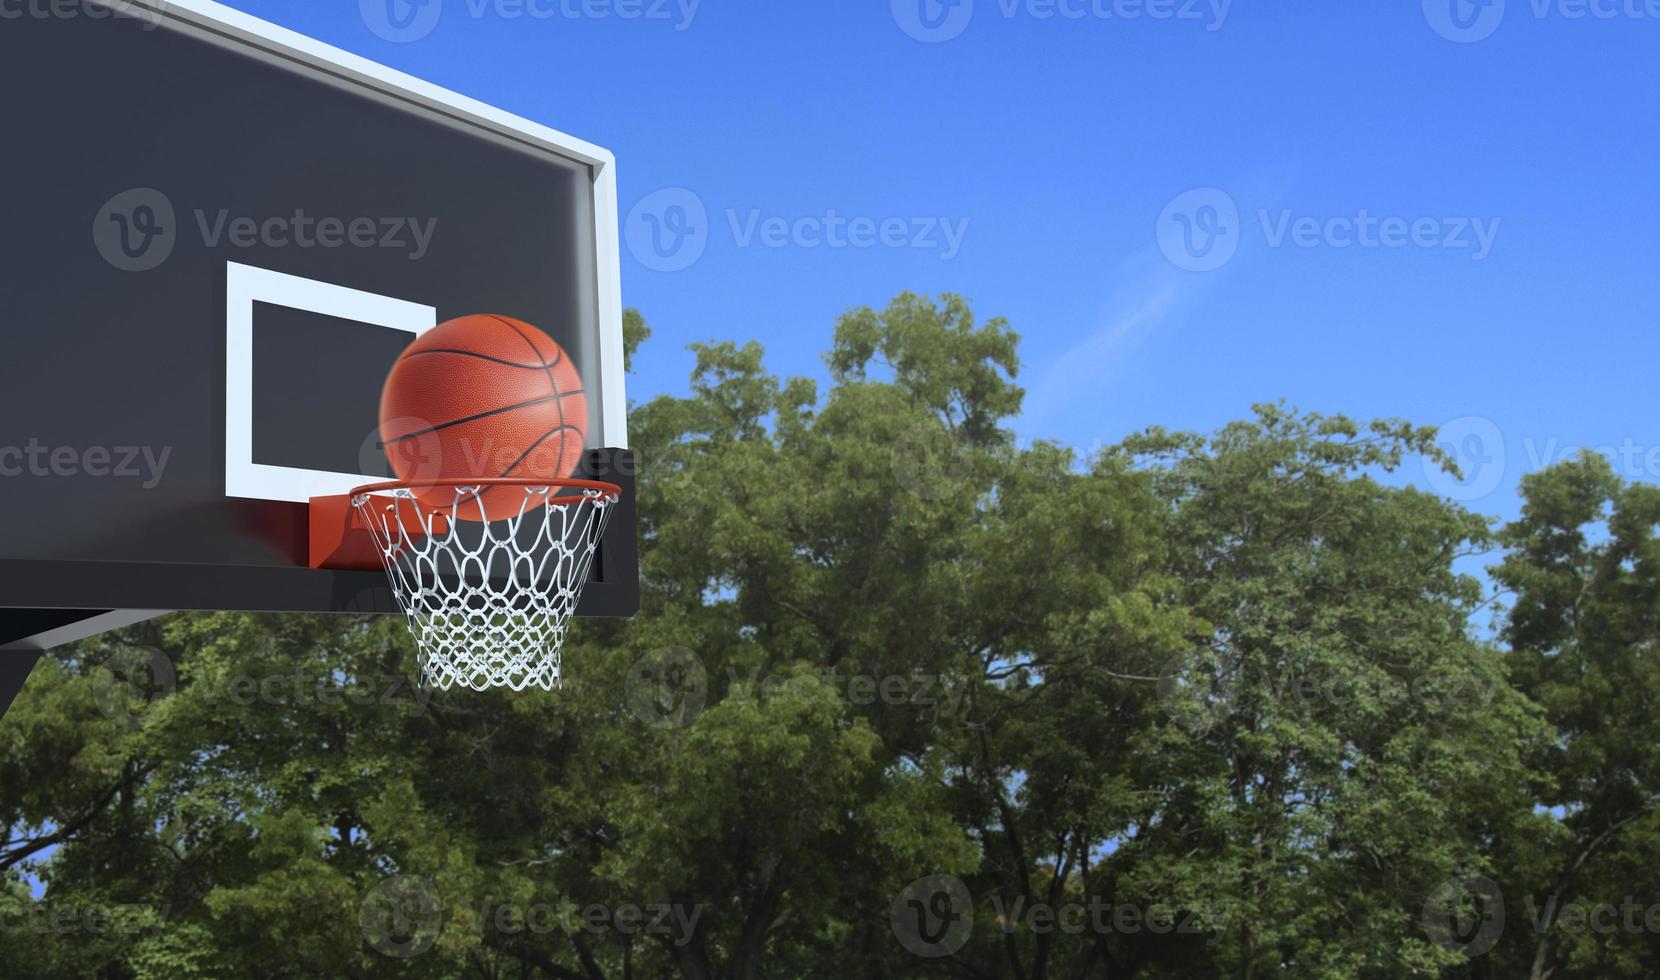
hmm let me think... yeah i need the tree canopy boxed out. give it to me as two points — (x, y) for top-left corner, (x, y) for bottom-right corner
(1, 295), (1655, 978)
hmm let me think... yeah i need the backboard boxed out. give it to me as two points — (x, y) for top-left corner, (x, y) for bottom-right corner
(0, 0), (638, 677)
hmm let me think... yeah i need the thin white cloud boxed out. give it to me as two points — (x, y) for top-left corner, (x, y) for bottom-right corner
(1019, 247), (1223, 430)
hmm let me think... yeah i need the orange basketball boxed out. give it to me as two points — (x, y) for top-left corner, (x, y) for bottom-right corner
(380, 314), (587, 520)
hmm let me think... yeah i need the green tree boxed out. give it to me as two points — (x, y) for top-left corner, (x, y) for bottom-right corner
(934, 406), (1540, 979)
(0, 296), (1630, 980)
(1487, 454), (1660, 979)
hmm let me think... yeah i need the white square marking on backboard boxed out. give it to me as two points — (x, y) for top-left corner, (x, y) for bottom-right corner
(225, 261), (437, 502)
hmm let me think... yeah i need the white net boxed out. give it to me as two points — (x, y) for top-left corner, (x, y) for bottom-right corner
(351, 483), (617, 691)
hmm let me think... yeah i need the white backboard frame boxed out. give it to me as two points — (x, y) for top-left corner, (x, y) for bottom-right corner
(225, 262), (438, 502)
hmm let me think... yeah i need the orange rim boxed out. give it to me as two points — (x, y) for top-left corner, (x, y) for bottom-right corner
(351, 476), (622, 509)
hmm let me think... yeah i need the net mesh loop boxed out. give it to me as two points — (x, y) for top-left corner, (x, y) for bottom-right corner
(351, 482), (617, 691)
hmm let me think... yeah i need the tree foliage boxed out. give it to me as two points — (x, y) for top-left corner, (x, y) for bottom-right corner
(0, 295), (1655, 978)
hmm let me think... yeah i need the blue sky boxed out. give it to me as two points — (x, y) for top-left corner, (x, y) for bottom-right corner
(224, 0), (1657, 528)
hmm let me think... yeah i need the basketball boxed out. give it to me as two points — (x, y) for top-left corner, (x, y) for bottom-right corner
(380, 314), (588, 520)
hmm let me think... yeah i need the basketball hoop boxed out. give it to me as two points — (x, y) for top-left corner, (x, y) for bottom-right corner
(344, 477), (621, 691)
